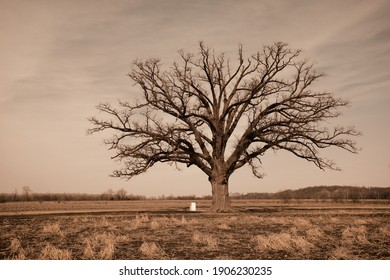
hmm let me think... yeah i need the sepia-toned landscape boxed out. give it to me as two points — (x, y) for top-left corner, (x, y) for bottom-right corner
(1, 0), (390, 270)
(1, 198), (389, 260)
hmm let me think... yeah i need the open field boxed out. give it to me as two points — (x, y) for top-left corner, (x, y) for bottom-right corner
(0, 200), (389, 260)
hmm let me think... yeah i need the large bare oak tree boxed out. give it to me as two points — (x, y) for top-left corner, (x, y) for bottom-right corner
(88, 42), (360, 212)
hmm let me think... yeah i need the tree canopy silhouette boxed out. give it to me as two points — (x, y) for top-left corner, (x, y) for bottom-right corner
(88, 42), (360, 211)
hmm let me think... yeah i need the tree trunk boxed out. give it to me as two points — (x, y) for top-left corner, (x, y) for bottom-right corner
(210, 176), (231, 212)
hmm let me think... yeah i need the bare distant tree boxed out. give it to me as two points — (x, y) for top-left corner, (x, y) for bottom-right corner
(88, 42), (360, 212)
(116, 188), (128, 200)
(22, 186), (32, 201)
(102, 188), (115, 200)
(12, 188), (19, 201)
(317, 190), (331, 202)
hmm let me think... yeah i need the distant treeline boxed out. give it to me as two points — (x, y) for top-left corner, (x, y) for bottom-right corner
(231, 186), (390, 202)
(0, 185), (389, 203)
(0, 188), (147, 203)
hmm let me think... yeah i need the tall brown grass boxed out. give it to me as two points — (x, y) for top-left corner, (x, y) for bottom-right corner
(342, 226), (371, 245)
(253, 232), (313, 254)
(42, 222), (65, 238)
(292, 217), (313, 229)
(305, 226), (324, 240)
(139, 241), (167, 259)
(8, 238), (26, 260)
(378, 225), (390, 238)
(83, 233), (116, 259)
(40, 243), (72, 260)
(329, 246), (355, 260)
(192, 231), (219, 250)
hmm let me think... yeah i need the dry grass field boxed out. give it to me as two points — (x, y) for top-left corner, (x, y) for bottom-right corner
(0, 200), (389, 260)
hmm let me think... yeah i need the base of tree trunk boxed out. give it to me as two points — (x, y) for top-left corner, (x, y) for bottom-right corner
(210, 205), (235, 212)
(211, 181), (231, 212)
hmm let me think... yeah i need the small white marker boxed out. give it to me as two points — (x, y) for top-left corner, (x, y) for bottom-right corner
(190, 202), (196, 212)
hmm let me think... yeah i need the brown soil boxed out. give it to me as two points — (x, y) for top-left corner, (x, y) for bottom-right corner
(0, 200), (389, 260)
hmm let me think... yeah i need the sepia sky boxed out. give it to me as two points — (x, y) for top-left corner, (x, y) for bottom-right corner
(1, 0), (389, 196)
